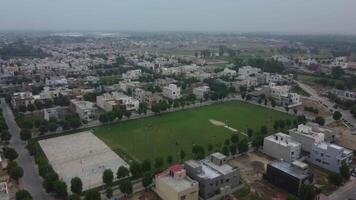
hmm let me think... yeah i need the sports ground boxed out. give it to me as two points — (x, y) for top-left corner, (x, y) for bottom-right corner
(94, 100), (295, 163)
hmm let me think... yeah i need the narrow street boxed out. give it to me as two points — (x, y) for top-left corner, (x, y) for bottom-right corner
(1, 98), (54, 200)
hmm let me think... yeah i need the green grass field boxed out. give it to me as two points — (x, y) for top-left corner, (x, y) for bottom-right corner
(94, 101), (294, 163)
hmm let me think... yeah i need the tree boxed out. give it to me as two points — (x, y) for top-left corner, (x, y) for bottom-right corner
(106, 187), (113, 199)
(229, 145), (237, 155)
(340, 162), (350, 181)
(117, 166), (130, 179)
(68, 194), (81, 200)
(27, 103), (35, 112)
(99, 113), (109, 123)
(4, 147), (18, 160)
(9, 165), (23, 181)
(230, 134), (239, 144)
(297, 115), (307, 124)
(252, 135), (264, 149)
(141, 160), (151, 172)
(119, 180), (133, 197)
(1, 131), (11, 142)
(167, 155), (173, 164)
(123, 110), (132, 119)
(20, 129), (32, 141)
(129, 161), (142, 178)
(222, 146), (229, 156)
(155, 157), (164, 169)
(333, 111), (342, 121)
(138, 103), (148, 115)
(328, 172), (343, 186)
(142, 173), (153, 189)
(53, 180), (68, 198)
(247, 128), (253, 137)
(314, 116), (325, 126)
(260, 125), (268, 135)
(299, 184), (317, 200)
(48, 122), (57, 132)
(207, 144), (213, 152)
(180, 150), (186, 161)
(115, 109), (123, 120)
(71, 177), (83, 194)
(238, 139), (249, 153)
(16, 189), (32, 200)
(84, 189), (101, 200)
(102, 169), (114, 186)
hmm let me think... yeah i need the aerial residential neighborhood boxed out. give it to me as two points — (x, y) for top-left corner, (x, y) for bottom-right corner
(0, 1), (356, 200)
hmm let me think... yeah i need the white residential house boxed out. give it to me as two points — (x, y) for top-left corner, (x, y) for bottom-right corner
(289, 124), (325, 152)
(220, 68), (237, 77)
(11, 92), (35, 108)
(112, 92), (140, 111)
(70, 100), (97, 122)
(163, 84), (181, 100)
(44, 107), (60, 121)
(269, 83), (301, 107)
(238, 66), (261, 76)
(263, 132), (301, 162)
(193, 86), (210, 99)
(122, 69), (142, 80)
(308, 143), (353, 173)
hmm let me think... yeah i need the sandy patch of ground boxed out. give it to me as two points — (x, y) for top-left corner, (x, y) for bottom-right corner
(209, 119), (226, 126)
(329, 121), (356, 151)
(299, 98), (332, 118)
(229, 152), (288, 199)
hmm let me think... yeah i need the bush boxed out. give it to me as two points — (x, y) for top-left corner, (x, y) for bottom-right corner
(16, 189), (32, 200)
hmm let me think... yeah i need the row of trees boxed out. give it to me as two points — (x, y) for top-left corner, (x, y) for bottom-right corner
(99, 108), (132, 123)
(17, 95), (70, 113)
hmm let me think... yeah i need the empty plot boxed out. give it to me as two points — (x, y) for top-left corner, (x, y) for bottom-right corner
(39, 131), (129, 191)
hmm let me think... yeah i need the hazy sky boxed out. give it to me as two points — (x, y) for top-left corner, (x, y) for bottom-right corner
(1, 0), (355, 34)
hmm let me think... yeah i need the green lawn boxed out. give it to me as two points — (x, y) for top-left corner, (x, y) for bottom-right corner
(99, 75), (120, 85)
(94, 101), (294, 163)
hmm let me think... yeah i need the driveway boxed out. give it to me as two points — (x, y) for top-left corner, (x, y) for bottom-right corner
(1, 98), (55, 200)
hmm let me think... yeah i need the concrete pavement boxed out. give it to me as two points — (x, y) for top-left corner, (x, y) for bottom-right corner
(1, 98), (54, 200)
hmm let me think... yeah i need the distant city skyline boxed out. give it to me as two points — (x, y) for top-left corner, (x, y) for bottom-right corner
(1, 0), (356, 34)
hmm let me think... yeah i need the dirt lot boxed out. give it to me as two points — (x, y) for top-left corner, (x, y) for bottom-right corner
(298, 98), (332, 118)
(329, 121), (356, 151)
(126, 190), (161, 200)
(229, 152), (289, 199)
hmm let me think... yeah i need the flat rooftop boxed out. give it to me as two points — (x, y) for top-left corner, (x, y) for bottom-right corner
(160, 176), (196, 192)
(269, 160), (310, 180)
(39, 131), (129, 191)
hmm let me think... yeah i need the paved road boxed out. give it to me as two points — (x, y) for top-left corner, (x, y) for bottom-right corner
(1, 98), (54, 200)
(296, 81), (356, 127)
(322, 178), (356, 200)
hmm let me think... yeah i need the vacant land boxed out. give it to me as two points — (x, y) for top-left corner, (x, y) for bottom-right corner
(94, 101), (294, 163)
(39, 131), (129, 191)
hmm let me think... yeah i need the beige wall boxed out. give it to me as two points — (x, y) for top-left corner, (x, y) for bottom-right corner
(155, 177), (199, 200)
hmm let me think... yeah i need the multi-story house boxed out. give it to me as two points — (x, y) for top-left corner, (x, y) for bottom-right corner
(70, 100), (97, 122)
(263, 132), (301, 162)
(154, 164), (199, 200)
(163, 84), (181, 100)
(264, 160), (313, 196)
(308, 143), (353, 173)
(289, 124), (325, 153)
(193, 86), (210, 99)
(184, 153), (241, 200)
